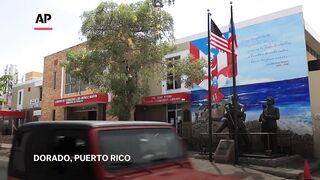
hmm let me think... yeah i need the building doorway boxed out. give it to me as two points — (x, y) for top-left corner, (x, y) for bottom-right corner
(167, 111), (176, 126)
(65, 104), (107, 120)
(167, 103), (183, 134)
(88, 111), (97, 120)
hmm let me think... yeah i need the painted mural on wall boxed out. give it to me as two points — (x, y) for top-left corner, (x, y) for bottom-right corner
(190, 12), (312, 142)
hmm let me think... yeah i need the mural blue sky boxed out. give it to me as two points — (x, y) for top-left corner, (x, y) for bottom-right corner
(237, 13), (308, 85)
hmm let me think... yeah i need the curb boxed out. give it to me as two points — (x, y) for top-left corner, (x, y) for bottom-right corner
(239, 154), (302, 167)
(246, 164), (304, 179)
(0, 156), (9, 162)
(246, 161), (320, 179)
(0, 143), (12, 149)
(193, 153), (302, 167)
(193, 153), (320, 179)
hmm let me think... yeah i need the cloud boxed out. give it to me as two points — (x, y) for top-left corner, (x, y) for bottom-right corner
(278, 121), (312, 135)
(237, 77), (275, 85)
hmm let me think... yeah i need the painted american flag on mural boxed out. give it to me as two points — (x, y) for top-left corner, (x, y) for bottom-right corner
(190, 18), (238, 102)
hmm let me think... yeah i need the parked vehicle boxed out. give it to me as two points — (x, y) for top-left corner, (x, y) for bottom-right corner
(8, 121), (237, 180)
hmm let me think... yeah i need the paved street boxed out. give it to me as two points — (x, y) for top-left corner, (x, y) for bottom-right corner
(0, 158), (283, 180)
(0, 161), (8, 179)
(313, 170), (320, 180)
(0, 156), (319, 179)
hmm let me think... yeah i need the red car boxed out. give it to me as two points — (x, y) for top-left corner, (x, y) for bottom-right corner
(8, 121), (237, 180)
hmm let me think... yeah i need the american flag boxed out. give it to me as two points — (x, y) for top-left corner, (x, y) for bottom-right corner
(210, 20), (231, 53)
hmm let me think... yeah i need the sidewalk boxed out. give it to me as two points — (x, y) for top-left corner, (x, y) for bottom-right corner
(190, 158), (285, 180)
(191, 152), (320, 180)
(0, 143), (11, 162)
(0, 143), (12, 149)
(247, 158), (320, 179)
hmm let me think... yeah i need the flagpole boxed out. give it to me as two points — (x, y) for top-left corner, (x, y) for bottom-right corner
(230, 1), (239, 164)
(207, 9), (213, 162)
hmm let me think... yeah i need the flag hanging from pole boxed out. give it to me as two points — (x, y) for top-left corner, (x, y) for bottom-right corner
(190, 16), (239, 103)
(213, 15), (239, 83)
(208, 19), (231, 102)
(210, 20), (231, 53)
(210, 17), (238, 100)
(228, 16), (238, 48)
(227, 13), (238, 77)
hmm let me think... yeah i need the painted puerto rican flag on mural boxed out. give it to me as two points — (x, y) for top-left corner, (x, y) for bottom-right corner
(190, 19), (237, 102)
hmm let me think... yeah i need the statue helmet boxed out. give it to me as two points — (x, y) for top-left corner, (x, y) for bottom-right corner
(266, 96), (275, 105)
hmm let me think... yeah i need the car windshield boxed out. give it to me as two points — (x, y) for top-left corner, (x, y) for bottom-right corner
(98, 128), (186, 171)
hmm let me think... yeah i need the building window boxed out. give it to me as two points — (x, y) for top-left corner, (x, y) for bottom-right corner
(18, 91), (22, 105)
(39, 87), (42, 101)
(166, 56), (181, 90)
(17, 89), (24, 110)
(65, 74), (86, 94)
(53, 71), (57, 89)
(52, 110), (56, 121)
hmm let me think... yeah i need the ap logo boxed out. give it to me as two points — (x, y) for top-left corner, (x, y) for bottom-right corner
(34, 13), (53, 30)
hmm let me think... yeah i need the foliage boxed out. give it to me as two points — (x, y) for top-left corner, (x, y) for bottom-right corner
(167, 57), (205, 88)
(0, 75), (13, 96)
(61, 0), (205, 120)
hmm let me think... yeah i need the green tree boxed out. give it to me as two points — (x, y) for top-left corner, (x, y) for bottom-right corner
(0, 75), (13, 96)
(0, 75), (13, 109)
(62, 0), (204, 120)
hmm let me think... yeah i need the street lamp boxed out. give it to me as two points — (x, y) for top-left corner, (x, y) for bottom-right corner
(152, 0), (175, 8)
(152, 0), (163, 7)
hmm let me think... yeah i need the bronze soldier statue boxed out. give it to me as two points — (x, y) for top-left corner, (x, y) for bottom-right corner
(216, 95), (251, 153)
(259, 96), (280, 154)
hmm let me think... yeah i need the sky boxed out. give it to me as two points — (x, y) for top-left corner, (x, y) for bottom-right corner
(1, 0), (319, 80)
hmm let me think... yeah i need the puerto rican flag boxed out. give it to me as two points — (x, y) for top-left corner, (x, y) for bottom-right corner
(190, 41), (225, 102)
(190, 19), (237, 102)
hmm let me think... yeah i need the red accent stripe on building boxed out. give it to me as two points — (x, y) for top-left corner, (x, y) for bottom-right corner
(142, 92), (191, 105)
(34, 27), (53, 30)
(54, 93), (108, 107)
(0, 111), (26, 118)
